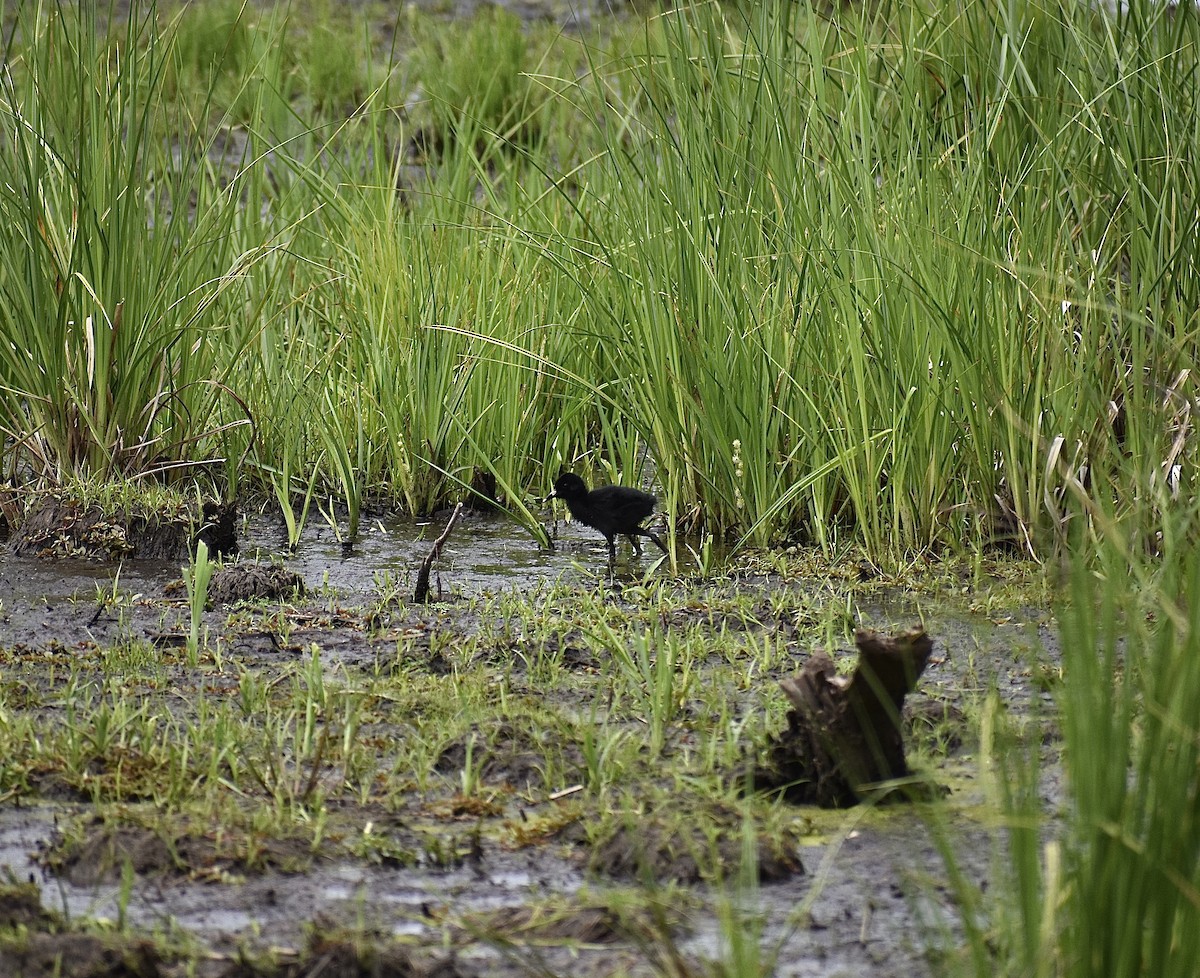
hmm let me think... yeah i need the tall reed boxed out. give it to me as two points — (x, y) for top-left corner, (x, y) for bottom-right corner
(0, 2), (265, 483)
(944, 478), (1200, 977)
(531, 0), (1197, 552)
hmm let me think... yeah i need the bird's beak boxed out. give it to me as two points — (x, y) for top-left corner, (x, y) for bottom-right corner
(542, 490), (557, 504)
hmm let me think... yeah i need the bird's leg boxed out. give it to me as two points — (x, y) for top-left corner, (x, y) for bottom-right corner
(629, 535), (643, 557)
(606, 536), (617, 568)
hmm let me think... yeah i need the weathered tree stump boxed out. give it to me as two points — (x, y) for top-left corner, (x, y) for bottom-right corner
(750, 627), (934, 807)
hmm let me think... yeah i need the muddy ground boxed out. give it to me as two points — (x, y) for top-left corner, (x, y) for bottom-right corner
(0, 0), (1070, 971)
(0, 506), (1061, 977)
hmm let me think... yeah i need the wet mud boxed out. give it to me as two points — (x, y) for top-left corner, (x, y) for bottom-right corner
(0, 508), (1059, 977)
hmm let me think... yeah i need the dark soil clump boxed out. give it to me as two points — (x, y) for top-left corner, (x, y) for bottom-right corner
(196, 500), (239, 558)
(274, 933), (466, 978)
(51, 825), (178, 885)
(587, 808), (804, 884)
(0, 882), (166, 977)
(454, 899), (673, 948)
(0, 883), (59, 931)
(465, 903), (626, 943)
(9, 494), (237, 561)
(0, 932), (165, 978)
(435, 721), (584, 791)
(206, 563), (306, 606)
(904, 695), (970, 755)
(45, 823), (320, 884)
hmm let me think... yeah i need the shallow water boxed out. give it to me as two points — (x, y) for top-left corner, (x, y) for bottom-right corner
(0, 507), (669, 609)
(243, 509), (601, 596)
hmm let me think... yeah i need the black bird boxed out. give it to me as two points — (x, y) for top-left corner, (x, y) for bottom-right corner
(545, 473), (668, 567)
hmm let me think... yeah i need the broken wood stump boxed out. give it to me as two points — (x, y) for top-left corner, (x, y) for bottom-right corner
(749, 626), (934, 807)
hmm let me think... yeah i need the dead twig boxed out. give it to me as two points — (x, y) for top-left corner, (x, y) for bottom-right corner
(413, 503), (464, 603)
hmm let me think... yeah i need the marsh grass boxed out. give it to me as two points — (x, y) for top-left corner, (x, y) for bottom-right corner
(936, 473), (1200, 977)
(550, 0), (1197, 552)
(0, 568), (849, 829)
(183, 540), (214, 666)
(0, 2), (267, 483)
(0, 0), (1193, 561)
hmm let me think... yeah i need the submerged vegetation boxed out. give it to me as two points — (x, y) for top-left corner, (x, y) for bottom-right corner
(0, 0), (1198, 976)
